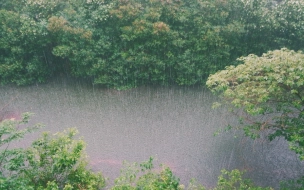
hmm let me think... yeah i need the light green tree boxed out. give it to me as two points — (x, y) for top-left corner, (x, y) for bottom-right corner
(111, 157), (183, 190)
(207, 48), (304, 159)
(24, 128), (105, 189)
(0, 113), (42, 189)
(212, 169), (272, 190)
(0, 114), (105, 190)
(207, 48), (304, 189)
(111, 157), (272, 190)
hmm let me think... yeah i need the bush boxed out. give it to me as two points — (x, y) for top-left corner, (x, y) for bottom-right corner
(111, 157), (183, 190)
(0, 114), (105, 189)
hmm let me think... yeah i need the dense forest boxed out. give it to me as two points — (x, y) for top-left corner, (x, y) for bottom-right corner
(1, 0), (304, 189)
(0, 0), (303, 89)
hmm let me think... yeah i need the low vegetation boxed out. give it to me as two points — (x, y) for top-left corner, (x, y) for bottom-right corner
(0, 114), (273, 189)
(0, 113), (105, 189)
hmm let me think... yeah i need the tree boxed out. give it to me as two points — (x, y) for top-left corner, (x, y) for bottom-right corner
(23, 128), (105, 189)
(111, 157), (183, 190)
(206, 48), (304, 160)
(1, 0), (304, 88)
(111, 157), (272, 190)
(0, 113), (42, 189)
(0, 114), (105, 189)
(0, 10), (49, 85)
(212, 169), (272, 190)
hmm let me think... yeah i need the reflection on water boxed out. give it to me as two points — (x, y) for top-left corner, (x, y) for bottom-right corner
(0, 77), (303, 188)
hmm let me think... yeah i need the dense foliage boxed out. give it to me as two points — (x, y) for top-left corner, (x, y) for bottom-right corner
(0, 0), (303, 89)
(111, 158), (273, 190)
(0, 114), (105, 189)
(207, 49), (304, 158)
(207, 48), (304, 189)
(111, 157), (183, 190)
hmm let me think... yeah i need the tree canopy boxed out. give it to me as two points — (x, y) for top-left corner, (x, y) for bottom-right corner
(207, 48), (304, 160)
(1, 0), (304, 89)
(0, 114), (105, 189)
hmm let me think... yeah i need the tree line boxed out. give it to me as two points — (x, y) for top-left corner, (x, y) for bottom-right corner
(0, 0), (303, 89)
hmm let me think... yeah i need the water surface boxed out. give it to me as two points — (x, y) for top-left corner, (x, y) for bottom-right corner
(0, 78), (303, 188)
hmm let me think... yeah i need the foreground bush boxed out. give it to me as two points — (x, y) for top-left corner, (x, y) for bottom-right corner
(0, 113), (276, 189)
(111, 157), (272, 190)
(0, 113), (105, 189)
